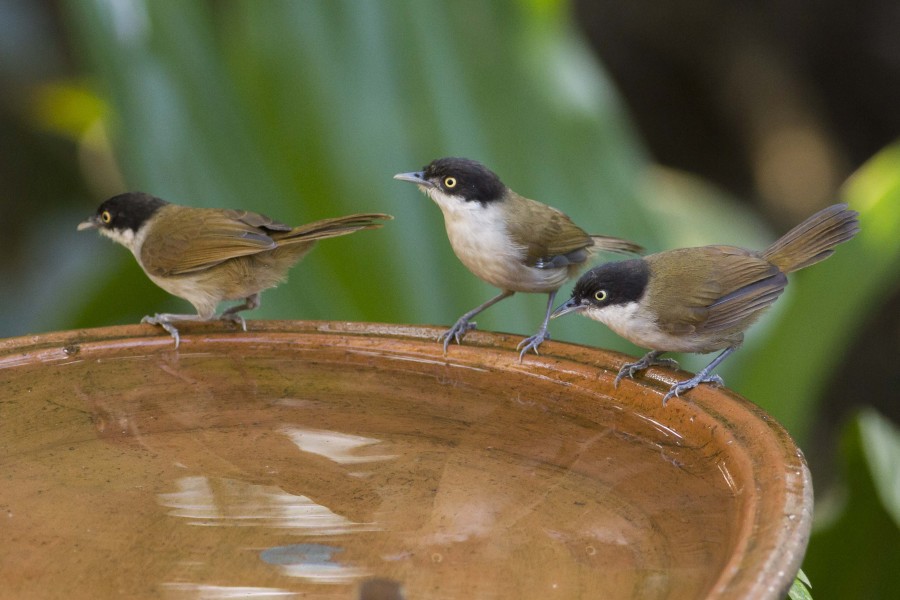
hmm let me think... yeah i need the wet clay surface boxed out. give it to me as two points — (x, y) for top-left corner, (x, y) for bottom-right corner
(0, 322), (811, 599)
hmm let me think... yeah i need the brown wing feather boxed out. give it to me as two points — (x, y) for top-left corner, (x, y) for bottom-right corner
(225, 209), (293, 232)
(142, 208), (391, 276)
(701, 246), (787, 331)
(502, 194), (596, 267)
(646, 246), (786, 336)
(141, 207), (280, 276)
(704, 275), (786, 331)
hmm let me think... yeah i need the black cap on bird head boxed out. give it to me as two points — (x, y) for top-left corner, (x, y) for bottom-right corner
(552, 258), (650, 319)
(78, 192), (169, 232)
(394, 157), (507, 205)
(423, 157), (506, 204)
(571, 259), (650, 306)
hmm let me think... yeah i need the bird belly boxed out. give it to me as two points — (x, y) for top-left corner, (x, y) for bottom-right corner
(143, 249), (306, 319)
(585, 303), (728, 354)
(440, 205), (567, 292)
(146, 272), (223, 319)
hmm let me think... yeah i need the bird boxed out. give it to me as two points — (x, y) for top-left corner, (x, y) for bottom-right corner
(393, 157), (641, 360)
(551, 203), (860, 404)
(78, 191), (392, 347)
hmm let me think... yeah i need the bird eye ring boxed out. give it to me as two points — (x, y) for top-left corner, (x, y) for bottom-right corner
(594, 290), (608, 302)
(443, 176), (457, 189)
(100, 210), (112, 224)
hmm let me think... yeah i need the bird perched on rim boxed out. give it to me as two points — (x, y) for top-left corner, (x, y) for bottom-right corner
(551, 203), (860, 404)
(78, 191), (392, 348)
(394, 157), (642, 359)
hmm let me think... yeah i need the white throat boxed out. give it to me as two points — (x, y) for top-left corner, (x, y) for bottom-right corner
(584, 302), (700, 353)
(98, 225), (149, 263)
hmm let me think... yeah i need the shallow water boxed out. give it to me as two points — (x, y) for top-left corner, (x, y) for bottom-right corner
(0, 327), (784, 599)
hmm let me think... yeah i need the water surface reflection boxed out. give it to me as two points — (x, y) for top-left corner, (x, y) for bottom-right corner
(158, 476), (375, 534)
(0, 346), (752, 599)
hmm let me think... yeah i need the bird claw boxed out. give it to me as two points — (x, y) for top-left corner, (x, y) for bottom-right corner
(438, 319), (477, 354)
(661, 374), (725, 406)
(613, 355), (680, 388)
(141, 314), (181, 349)
(220, 312), (248, 331)
(516, 330), (550, 362)
(706, 374), (725, 387)
(613, 364), (639, 388)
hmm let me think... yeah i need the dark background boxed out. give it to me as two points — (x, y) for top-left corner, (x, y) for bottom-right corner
(573, 0), (900, 484)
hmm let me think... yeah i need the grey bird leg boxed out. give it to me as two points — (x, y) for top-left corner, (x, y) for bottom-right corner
(220, 293), (261, 331)
(614, 350), (680, 388)
(439, 290), (514, 354)
(660, 346), (734, 405)
(516, 290), (557, 361)
(141, 313), (210, 349)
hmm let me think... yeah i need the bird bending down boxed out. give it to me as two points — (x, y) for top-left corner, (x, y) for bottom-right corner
(79, 192), (392, 348)
(552, 203), (860, 404)
(394, 157), (641, 360)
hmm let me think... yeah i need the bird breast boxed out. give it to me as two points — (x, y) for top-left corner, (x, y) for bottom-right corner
(583, 303), (731, 353)
(433, 197), (568, 292)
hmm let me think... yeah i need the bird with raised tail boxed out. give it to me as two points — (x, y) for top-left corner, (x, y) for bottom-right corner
(79, 192), (392, 347)
(552, 203), (860, 404)
(394, 157), (641, 360)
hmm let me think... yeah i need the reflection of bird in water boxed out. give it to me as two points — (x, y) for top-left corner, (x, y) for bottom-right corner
(86, 382), (385, 525)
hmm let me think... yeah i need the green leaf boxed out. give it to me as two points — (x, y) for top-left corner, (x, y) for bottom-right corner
(801, 409), (900, 599)
(788, 569), (813, 600)
(857, 409), (900, 529)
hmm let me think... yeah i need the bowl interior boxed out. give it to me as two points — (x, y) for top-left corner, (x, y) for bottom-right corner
(0, 322), (811, 599)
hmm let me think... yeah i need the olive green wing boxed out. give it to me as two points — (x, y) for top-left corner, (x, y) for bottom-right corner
(646, 246), (785, 335)
(140, 208), (281, 276)
(503, 195), (596, 268)
(701, 247), (787, 332)
(228, 209), (293, 232)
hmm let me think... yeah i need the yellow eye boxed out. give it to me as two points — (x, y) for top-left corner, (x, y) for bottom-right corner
(100, 210), (112, 224)
(594, 290), (608, 302)
(443, 176), (457, 189)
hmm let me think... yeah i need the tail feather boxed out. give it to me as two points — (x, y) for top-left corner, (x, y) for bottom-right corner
(278, 213), (393, 243)
(590, 235), (644, 256)
(761, 204), (859, 273)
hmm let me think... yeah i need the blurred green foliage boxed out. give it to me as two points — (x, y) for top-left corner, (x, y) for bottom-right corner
(4, 1), (898, 597)
(54, 0), (772, 352)
(803, 409), (900, 599)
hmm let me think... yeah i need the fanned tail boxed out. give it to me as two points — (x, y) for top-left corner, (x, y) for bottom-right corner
(761, 204), (860, 273)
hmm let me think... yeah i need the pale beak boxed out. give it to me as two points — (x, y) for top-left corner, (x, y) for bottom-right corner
(393, 170), (434, 188)
(77, 216), (100, 231)
(551, 297), (587, 319)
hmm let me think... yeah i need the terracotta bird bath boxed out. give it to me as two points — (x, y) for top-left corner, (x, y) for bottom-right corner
(0, 321), (812, 599)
